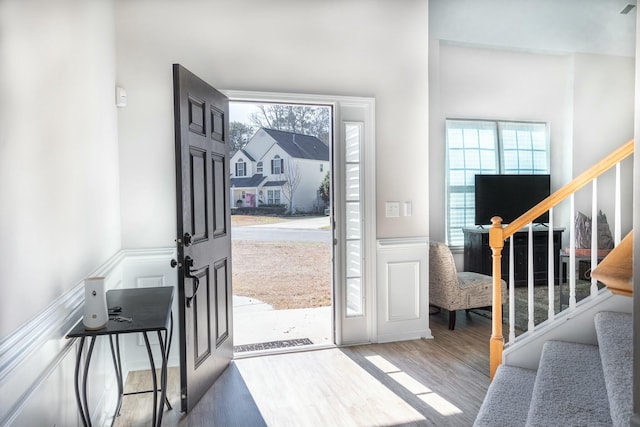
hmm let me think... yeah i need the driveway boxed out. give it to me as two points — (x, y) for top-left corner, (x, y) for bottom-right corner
(231, 216), (331, 242)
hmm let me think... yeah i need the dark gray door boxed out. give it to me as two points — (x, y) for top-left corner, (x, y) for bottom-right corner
(173, 64), (232, 412)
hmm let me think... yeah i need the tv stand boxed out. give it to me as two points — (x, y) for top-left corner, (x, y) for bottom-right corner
(463, 226), (563, 287)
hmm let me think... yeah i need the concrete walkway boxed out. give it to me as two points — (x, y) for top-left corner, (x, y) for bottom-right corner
(233, 296), (332, 349)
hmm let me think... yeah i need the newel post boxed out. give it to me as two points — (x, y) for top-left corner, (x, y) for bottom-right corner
(489, 216), (505, 380)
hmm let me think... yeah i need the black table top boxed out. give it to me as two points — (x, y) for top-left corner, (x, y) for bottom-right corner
(66, 286), (174, 338)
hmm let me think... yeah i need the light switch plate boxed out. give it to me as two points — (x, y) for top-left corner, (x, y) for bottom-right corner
(404, 201), (412, 217)
(385, 202), (400, 218)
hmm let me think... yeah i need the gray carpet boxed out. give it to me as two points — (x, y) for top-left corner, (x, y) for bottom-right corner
(474, 365), (537, 427)
(595, 312), (632, 427)
(526, 340), (611, 427)
(475, 311), (632, 426)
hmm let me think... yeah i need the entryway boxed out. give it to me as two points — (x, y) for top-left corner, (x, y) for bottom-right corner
(229, 100), (334, 355)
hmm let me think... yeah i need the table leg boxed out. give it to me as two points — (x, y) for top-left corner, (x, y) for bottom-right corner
(164, 313), (173, 410)
(142, 332), (158, 427)
(109, 335), (124, 421)
(157, 329), (169, 426)
(74, 336), (96, 427)
(73, 337), (90, 427)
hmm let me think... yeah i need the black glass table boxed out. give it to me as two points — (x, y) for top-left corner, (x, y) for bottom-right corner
(66, 286), (174, 427)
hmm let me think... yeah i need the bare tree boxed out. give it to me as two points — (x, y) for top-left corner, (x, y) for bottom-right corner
(229, 121), (256, 152)
(281, 160), (302, 215)
(250, 104), (331, 145)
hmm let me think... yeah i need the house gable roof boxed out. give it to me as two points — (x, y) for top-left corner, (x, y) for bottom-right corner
(230, 174), (266, 188)
(237, 149), (255, 162)
(262, 128), (329, 161)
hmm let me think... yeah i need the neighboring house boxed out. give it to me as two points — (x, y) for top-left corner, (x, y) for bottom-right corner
(230, 128), (330, 213)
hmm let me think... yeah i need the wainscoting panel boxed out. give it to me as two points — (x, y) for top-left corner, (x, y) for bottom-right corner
(0, 248), (176, 427)
(121, 249), (179, 372)
(376, 238), (431, 343)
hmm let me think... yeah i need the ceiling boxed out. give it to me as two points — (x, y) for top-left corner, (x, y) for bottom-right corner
(429, 0), (636, 57)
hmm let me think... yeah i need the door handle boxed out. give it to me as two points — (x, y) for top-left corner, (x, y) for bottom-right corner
(184, 256), (206, 308)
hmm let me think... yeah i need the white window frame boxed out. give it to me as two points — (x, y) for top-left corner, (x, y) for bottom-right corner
(236, 159), (246, 177)
(257, 161), (263, 174)
(271, 156), (283, 175)
(445, 119), (550, 248)
(267, 189), (281, 204)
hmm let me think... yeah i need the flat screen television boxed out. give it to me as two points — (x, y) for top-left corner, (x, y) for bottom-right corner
(474, 174), (550, 225)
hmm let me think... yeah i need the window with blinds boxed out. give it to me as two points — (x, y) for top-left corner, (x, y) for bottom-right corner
(446, 119), (549, 247)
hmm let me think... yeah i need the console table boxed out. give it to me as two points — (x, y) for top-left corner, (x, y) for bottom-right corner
(463, 227), (563, 287)
(66, 286), (174, 427)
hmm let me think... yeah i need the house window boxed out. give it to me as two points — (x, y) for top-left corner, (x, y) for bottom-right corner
(446, 119), (549, 247)
(271, 156), (283, 174)
(236, 159), (246, 177)
(320, 164), (324, 172)
(257, 161), (263, 174)
(267, 189), (281, 204)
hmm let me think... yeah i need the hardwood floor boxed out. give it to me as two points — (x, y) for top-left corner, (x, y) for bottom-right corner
(113, 309), (492, 427)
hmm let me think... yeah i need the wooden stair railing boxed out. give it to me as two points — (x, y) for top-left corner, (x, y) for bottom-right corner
(488, 139), (634, 380)
(591, 231), (633, 297)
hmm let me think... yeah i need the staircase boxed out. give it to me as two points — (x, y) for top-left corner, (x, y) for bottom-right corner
(474, 311), (632, 427)
(475, 139), (635, 425)
(486, 140), (634, 379)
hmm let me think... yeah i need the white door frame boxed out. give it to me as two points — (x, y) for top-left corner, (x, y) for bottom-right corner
(222, 90), (376, 346)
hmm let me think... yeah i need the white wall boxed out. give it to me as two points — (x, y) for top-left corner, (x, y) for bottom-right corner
(571, 53), (635, 235)
(429, 42), (572, 245)
(429, 41), (635, 248)
(115, 0), (430, 247)
(0, 0), (120, 338)
(291, 158), (329, 213)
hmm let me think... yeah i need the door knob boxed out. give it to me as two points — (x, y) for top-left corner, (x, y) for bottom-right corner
(183, 232), (193, 247)
(184, 256), (205, 308)
(170, 259), (181, 268)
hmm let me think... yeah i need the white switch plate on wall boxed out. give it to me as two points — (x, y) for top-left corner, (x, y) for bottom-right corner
(385, 202), (400, 217)
(403, 201), (412, 217)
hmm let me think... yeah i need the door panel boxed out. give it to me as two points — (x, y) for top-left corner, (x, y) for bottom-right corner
(212, 154), (226, 236)
(173, 64), (232, 413)
(190, 148), (208, 241)
(214, 259), (229, 345)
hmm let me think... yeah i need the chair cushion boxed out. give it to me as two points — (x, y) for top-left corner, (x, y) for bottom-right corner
(457, 271), (493, 289)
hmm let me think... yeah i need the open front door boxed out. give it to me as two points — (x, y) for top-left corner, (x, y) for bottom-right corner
(173, 64), (232, 412)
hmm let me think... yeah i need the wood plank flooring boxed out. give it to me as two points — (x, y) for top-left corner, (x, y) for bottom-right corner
(113, 309), (492, 427)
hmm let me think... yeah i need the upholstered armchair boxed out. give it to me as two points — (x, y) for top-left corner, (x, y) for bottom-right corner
(429, 241), (507, 330)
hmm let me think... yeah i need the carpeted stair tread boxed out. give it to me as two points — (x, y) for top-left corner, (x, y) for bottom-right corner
(473, 364), (537, 427)
(595, 311), (632, 427)
(525, 340), (612, 427)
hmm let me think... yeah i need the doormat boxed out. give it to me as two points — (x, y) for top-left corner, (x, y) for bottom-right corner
(234, 338), (313, 353)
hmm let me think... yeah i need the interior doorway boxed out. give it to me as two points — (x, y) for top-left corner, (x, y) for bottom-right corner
(229, 99), (334, 355)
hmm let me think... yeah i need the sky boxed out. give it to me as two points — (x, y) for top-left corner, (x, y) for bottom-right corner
(230, 101), (261, 125)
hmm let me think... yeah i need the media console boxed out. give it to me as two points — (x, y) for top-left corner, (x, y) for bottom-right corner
(463, 226), (564, 287)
